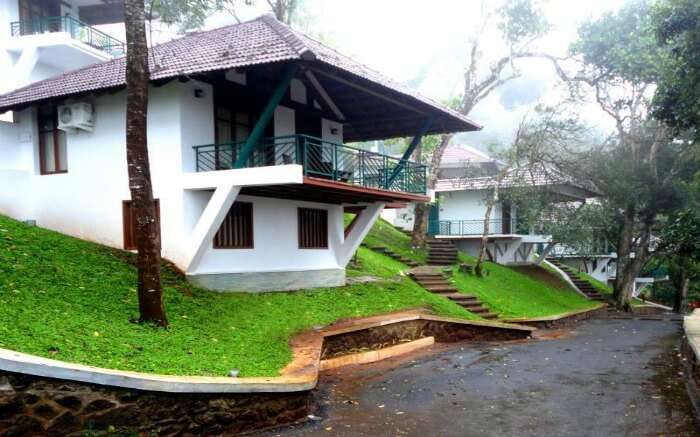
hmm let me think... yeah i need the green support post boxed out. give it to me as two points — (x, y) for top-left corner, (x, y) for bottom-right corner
(233, 63), (299, 169)
(386, 117), (433, 188)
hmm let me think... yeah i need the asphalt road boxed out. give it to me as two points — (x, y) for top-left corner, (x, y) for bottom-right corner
(262, 318), (699, 437)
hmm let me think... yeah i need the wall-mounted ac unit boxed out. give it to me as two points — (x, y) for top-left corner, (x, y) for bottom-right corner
(57, 103), (93, 133)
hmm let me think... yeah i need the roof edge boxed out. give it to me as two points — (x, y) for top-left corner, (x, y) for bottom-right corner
(260, 14), (316, 61)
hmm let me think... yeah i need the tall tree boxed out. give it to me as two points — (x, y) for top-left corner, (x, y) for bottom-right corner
(532, 0), (699, 309)
(411, 0), (550, 247)
(652, 0), (700, 137)
(125, 0), (167, 326)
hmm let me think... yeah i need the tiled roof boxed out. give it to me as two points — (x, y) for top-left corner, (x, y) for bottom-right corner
(435, 163), (600, 199)
(440, 144), (497, 167)
(0, 15), (480, 132)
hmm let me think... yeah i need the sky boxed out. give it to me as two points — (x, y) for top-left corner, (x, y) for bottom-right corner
(145, 0), (630, 151)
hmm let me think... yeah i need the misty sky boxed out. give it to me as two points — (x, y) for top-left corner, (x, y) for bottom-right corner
(140, 0), (630, 151)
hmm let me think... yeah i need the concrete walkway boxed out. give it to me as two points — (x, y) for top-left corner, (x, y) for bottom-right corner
(262, 318), (699, 436)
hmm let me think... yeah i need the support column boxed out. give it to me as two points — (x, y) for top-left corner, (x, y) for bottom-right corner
(233, 63), (299, 169)
(186, 184), (241, 273)
(337, 202), (385, 266)
(386, 117), (432, 186)
(534, 242), (555, 265)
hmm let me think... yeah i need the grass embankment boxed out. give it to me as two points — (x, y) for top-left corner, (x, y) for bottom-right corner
(448, 254), (600, 319)
(346, 216), (427, 264)
(0, 215), (475, 377)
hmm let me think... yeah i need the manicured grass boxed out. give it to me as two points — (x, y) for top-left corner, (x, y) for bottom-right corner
(347, 216), (427, 264)
(346, 247), (409, 278)
(0, 215), (475, 377)
(576, 270), (613, 295)
(449, 254), (599, 319)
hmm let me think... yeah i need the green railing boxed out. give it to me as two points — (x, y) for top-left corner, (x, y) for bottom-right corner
(193, 134), (427, 195)
(10, 15), (125, 56)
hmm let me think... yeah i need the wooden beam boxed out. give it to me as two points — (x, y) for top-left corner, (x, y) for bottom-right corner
(308, 67), (427, 115)
(304, 70), (346, 121)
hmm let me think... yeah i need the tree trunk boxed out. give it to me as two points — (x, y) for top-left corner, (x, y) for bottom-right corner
(124, 0), (167, 327)
(411, 134), (452, 247)
(673, 263), (690, 313)
(474, 200), (495, 277)
(613, 206), (635, 309)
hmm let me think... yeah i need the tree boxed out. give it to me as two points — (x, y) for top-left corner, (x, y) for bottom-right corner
(529, 0), (699, 309)
(658, 209), (700, 312)
(652, 0), (700, 136)
(472, 107), (590, 276)
(223, 0), (299, 24)
(411, 0), (550, 247)
(125, 0), (167, 326)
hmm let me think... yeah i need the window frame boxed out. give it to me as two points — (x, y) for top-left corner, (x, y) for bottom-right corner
(213, 201), (254, 249)
(38, 105), (68, 175)
(298, 207), (329, 249)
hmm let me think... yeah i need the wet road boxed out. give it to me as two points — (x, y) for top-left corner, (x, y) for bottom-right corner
(263, 318), (699, 436)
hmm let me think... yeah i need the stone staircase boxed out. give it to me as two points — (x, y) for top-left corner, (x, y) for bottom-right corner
(409, 266), (498, 319)
(546, 258), (607, 302)
(427, 239), (458, 265)
(362, 244), (420, 267)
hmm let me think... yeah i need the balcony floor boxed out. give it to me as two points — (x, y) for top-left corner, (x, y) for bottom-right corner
(240, 176), (429, 204)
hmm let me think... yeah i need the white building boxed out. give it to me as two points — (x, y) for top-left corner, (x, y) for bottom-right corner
(386, 144), (599, 266)
(0, 14), (479, 292)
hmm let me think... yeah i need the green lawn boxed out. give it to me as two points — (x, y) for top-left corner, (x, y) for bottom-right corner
(449, 254), (599, 319)
(347, 216), (427, 264)
(0, 215), (475, 377)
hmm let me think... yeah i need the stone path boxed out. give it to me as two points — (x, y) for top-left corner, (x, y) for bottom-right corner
(261, 318), (699, 436)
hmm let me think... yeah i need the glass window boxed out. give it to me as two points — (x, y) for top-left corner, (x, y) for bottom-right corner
(38, 105), (67, 175)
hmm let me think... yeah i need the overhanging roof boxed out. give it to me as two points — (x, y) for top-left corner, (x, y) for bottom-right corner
(0, 14), (481, 142)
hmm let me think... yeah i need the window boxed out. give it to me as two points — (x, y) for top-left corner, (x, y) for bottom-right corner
(122, 199), (160, 250)
(214, 104), (253, 169)
(38, 105), (68, 175)
(298, 208), (328, 249)
(214, 202), (253, 249)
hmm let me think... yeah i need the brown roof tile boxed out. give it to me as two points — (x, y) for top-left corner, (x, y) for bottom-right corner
(0, 14), (480, 133)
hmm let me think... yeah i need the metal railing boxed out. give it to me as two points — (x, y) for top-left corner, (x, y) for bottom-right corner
(193, 134), (428, 194)
(10, 15), (125, 56)
(429, 218), (557, 236)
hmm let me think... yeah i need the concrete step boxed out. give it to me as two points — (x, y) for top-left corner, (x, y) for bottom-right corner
(443, 293), (478, 301)
(425, 285), (458, 292)
(481, 313), (498, 319)
(469, 307), (492, 314)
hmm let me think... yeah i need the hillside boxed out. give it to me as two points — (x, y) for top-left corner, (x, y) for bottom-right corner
(0, 215), (475, 377)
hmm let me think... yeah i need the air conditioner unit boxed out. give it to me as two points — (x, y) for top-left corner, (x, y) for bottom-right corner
(57, 103), (94, 133)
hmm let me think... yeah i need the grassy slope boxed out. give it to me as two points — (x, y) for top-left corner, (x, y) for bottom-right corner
(450, 254), (599, 319)
(346, 216), (427, 264)
(0, 215), (475, 377)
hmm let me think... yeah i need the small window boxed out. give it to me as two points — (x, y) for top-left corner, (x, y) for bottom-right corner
(214, 202), (253, 249)
(38, 105), (68, 175)
(123, 199), (160, 250)
(298, 208), (328, 249)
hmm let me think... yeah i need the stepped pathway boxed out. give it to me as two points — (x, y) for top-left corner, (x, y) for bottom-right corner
(546, 258), (607, 302)
(409, 266), (498, 319)
(361, 244), (419, 267)
(427, 239), (458, 265)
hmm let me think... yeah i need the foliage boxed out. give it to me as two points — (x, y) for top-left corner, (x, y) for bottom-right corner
(652, 0), (700, 134)
(0, 215), (476, 377)
(498, 0), (550, 45)
(147, 0), (230, 30)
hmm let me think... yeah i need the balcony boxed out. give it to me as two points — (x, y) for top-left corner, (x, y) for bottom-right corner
(193, 134), (427, 195)
(10, 16), (125, 56)
(429, 219), (551, 236)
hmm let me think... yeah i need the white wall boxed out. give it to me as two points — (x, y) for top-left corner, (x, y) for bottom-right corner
(194, 195), (344, 274)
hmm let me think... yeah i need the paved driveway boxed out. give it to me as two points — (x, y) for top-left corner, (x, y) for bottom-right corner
(263, 318), (699, 436)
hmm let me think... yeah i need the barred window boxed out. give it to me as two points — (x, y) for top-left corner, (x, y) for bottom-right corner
(298, 208), (328, 249)
(214, 202), (254, 249)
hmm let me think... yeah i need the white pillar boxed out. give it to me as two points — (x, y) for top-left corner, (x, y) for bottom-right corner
(186, 184), (241, 273)
(337, 202), (385, 267)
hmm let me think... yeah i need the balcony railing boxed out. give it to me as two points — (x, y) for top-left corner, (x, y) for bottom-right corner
(193, 134), (427, 195)
(10, 16), (125, 56)
(428, 219), (556, 236)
